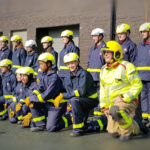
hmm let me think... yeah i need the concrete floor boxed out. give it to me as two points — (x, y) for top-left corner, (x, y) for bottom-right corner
(0, 120), (150, 150)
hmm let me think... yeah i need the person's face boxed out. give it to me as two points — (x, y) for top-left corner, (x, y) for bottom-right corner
(141, 31), (150, 40)
(39, 61), (48, 72)
(62, 37), (70, 44)
(0, 41), (7, 49)
(21, 74), (29, 85)
(16, 73), (22, 82)
(117, 33), (128, 41)
(66, 61), (79, 73)
(92, 35), (103, 44)
(0, 66), (9, 74)
(42, 42), (50, 49)
(26, 46), (33, 53)
(12, 41), (18, 48)
(104, 51), (113, 64)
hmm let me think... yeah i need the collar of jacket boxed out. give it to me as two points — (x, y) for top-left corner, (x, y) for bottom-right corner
(1, 46), (9, 51)
(118, 37), (130, 45)
(27, 51), (36, 56)
(70, 66), (83, 77)
(145, 40), (150, 45)
(42, 70), (56, 76)
(3, 70), (13, 77)
(94, 41), (105, 49)
(106, 61), (120, 70)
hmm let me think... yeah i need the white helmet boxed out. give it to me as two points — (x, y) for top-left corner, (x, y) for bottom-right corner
(25, 40), (37, 47)
(91, 28), (105, 36)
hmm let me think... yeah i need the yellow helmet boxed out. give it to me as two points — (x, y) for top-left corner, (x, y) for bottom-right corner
(116, 23), (131, 34)
(61, 30), (74, 38)
(41, 36), (54, 44)
(19, 67), (35, 76)
(0, 59), (12, 67)
(11, 35), (22, 42)
(101, 41), (123, 61)
(38, 52), (55, 65)
(64, 52), (79, 64)
(16, 67), (24, 74)
(0, 36), (8, 42)
(139, 22), (150, 32)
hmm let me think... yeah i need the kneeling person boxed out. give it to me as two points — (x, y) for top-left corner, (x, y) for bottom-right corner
(54, 53), (107, 137)
(100, 41), (147, 141)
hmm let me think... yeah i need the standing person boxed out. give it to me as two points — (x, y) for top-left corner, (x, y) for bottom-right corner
(54, 52), (107, 136)
(59, 30), (80, 82)
(0, 59), (17, 120)
(24, 40), (38, 74)
(87, 28), (106, 117)
(100, 41), (147, 141)
(0, 36), (12, 60)
(116, 23), (137, 64)
(41, 36), (58, 71)
(11, 35), (27, 72)
(136, 23), (150, 127)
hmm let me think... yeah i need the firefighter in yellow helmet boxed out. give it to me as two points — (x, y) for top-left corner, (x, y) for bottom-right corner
(59, 30), (80, 82)
(136, 23), (150, 127)
(100, 41), (148, 141)
(41, 36), (58, 71)
(11, 35), (27, 72)
(116, 23), (137, 64)
(0, 36), (12, 60)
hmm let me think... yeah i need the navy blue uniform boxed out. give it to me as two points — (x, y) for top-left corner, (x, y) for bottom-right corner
(87, 41), (105, 117)
(8, 82), (23, 123)
(24, 52), (38, 73)
(63, 66), (107, 134)
(87, 41), (105, 82)
(59, 42), (80, 79)
(118, 38), (137, 64)
(29, 70), (69, 132)
(12, 48), (27, 72)
(0, 71), (17, 118)
(14, 81), (37, 122)
(0, 46), (12, 60)
(136, 41), (150, 121)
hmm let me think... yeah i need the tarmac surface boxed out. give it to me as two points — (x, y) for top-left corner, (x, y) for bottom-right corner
(0, 120), (150, 150)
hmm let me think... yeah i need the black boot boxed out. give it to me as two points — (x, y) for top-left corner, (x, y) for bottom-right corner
(134, 115), (149, 135)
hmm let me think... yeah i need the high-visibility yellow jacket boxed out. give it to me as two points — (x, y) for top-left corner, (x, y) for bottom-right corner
(100, 60), (143, 109)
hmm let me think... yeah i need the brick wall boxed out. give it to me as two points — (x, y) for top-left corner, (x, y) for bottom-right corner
(0, 0), (149, 68)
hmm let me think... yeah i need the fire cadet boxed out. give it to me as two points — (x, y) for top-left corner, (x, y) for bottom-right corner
(116, 23), (137, 64)
(100, 41), (147, 141)
(8, 67), (23, 123)
(59, 30), (80, 82)
(41, 36), (58, 71)
(87, 28), (106, 117)
(0, 36), (12, 60)
(54, 52), (107, 137)
(11, 35), (27, 72)
(0, 59), (17, 120)
(136, 22), (150, 128)
(15, 67), (37, 127)
(24, 40), (38, 74)
(25, 53), (69, 132)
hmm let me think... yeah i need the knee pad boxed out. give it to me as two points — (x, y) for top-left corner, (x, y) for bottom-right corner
(109, 106), (122, 121)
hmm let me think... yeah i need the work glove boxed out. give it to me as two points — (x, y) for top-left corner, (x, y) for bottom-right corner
(54, 93), (63, 108)
(9, 108), (15, 119)
(16, 103), (22, 112)
(25, 97), (34, 108)
(3, 103), (7, 109)
(22, 113), (32, 127)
